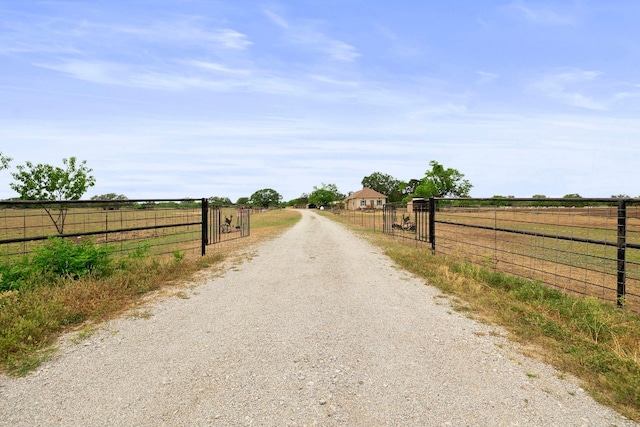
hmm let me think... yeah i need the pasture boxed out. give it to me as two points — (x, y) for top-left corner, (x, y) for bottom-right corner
(335, 203), (640, 312)
(0, 203), (246, 259)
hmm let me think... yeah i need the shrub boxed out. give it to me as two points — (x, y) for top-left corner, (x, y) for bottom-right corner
(0, 238), (114, 292)
(31, 237), (113, 278)
(0, 258), (36, 292)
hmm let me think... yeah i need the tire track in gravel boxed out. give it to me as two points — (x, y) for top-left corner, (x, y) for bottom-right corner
(0, 209), (637, 426)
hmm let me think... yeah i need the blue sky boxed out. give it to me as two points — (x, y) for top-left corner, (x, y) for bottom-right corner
(1, 0), (639, 202)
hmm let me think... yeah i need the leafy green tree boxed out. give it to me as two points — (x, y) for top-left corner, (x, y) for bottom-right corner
(0, 152), (11, 200)
(91, 193), (129, 210)
(91, 193), (128, 201)
(563, 194), (582, 199)
(402, 179), (421, 197)
(414, 161), (472, 198)
(0, 152), (11, 171)
(236, 197), (250, 206)
(287, 193), (309, 208)
(361, 172), (404, 203)
(209, 196), (232, 206)
(249, 188), (282, 208)
(10, 157), (96, 234)
(308, 183), (344, 207)
(308, 189), (335, 207)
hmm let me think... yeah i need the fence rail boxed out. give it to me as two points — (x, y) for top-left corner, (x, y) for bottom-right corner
(339, 198), (640, 312)
(0, 199), (249, 259)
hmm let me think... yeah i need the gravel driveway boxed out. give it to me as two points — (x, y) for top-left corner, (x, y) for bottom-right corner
(0, 209), (636, 426)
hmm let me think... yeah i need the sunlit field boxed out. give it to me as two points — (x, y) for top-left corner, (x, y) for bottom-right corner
(334, 206), (640, 312)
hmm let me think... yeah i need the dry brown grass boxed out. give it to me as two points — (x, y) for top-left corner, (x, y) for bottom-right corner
(334, 207), (640, 312)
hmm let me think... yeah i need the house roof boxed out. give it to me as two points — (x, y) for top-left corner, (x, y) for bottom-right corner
(345, 188), (387, 201)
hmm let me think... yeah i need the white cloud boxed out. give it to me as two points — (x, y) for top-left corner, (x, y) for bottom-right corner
(264, 9), (360, 62)
(34, 60), (125, 85)
(188, 61), (251, 76)
(532, 69), (640, 111)
(533, 69), (607, 110)
(503, 1), (580, 26)
(264, 10), (290, 29)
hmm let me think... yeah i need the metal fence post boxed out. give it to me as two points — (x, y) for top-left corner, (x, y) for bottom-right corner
(201, 198), (208, 256)
(429, 197), (436, 252)
(617, 199), (627, 307)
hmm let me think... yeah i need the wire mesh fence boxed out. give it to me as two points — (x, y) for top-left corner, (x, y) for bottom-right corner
(339, 198), (640, 312)
(332, 208), (384, 231)
(0, 199), (250, 260)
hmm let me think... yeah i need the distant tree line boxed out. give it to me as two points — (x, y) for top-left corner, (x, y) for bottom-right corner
(2, 151), (637, 219)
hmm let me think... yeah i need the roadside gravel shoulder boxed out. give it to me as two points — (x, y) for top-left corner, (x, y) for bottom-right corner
(0, 209), (636, 426)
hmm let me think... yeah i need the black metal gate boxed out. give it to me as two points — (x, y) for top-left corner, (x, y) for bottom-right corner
(383, 201), (432, 245)
(209, 206), (250, 244)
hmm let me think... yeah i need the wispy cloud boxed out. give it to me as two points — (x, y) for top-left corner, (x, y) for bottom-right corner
(188, 61), (252, 76)
(1, 13), (252, 59)
(503, 0), (581, 26)
(532, 68), (640, 111)
(533, 69), (607, 110)
(264, 9), (360, 62)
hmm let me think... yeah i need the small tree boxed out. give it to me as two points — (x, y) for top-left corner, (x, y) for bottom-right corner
(10, 157), (96, 234)
(361, 172), (404, 203)
(0, 152), (11, 171)
(414, 161), (472, 198)
(308, 189), (335, 207)
(0, 152), (11, 200)
(209, 196), (232, 206)
(249, 188), (282, 208)
(91, 193), (128, 201)
(308, 183), (344, 208)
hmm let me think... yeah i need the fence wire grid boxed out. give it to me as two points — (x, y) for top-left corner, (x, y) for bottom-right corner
(0, 199), (250, 260)
(335, 198), (640, 312)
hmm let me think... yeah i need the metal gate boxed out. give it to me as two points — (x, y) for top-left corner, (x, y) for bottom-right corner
(209, 206), (250, 244)
(383, 201), (431, 244)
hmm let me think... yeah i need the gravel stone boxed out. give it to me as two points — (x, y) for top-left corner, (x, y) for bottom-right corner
(0, 209), (636, 426)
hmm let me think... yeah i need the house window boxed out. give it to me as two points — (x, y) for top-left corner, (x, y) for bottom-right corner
(360, 200), (366, 207)
(376, 199), (382, 206)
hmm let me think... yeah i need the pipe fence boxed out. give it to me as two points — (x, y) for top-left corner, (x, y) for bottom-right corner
(0, 199), (250, 260)
(339, 198), (640, 312)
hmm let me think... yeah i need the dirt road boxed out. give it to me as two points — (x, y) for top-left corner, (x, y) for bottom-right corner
(0, 210), (636, 426)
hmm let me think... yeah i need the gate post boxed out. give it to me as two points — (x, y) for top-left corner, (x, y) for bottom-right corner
(617, 199), (627, 307)
(201, 198), (208, 256)
(429, 197), (436, 252)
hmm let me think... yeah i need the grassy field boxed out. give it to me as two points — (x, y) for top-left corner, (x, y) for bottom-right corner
(0, 205), (261, 259)
(334, 207), (640, 312)
(0, 208), (301, 376)
(0, 205), (206, 258)
(324, 210), (640, 423)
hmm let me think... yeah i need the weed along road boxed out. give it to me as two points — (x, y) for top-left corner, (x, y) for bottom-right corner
(0, 210), (636, 426)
